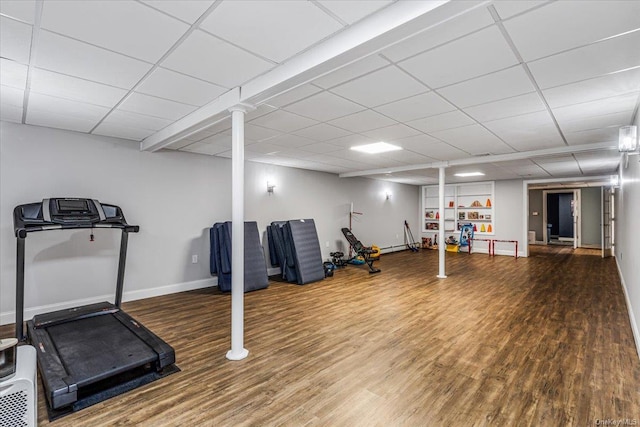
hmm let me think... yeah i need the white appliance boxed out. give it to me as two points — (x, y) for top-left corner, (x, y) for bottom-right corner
(0, 345), (37, 427)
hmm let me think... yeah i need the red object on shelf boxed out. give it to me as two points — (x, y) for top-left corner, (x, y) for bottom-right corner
(435, 211), (439, 220)
(473, 224), (477, 231)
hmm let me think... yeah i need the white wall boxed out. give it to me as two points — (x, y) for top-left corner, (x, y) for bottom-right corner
(492, 179), (525, 257)
(0, 122), (418, 325)
(615, 112), (640, 359)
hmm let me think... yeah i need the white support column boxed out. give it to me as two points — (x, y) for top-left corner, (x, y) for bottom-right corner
(226, 105), (250, 361)
(437, 166), (447, 279)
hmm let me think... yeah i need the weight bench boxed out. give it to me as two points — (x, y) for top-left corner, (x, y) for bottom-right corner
(341, 228), (381, 274)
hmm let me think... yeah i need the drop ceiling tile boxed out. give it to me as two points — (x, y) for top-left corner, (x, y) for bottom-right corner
(35, 30), (152, 89)
(137, 67), (226, 107)
(30, 68), (128, 108)
(246, 105), (276, 121)
(564, 127), (619, 146)
(379, 149), (434, 165)
(330, 66), (427, 107)
(244, 141), (291, 155)
(0, 16), (32, 63)
(27, 109), (100, 133)
(244, 124), (282, 142)
(250, 110), (318, 133)
(265, 133), (316, 149)
(373, 91), (455, 122)
(312, 54), (390, 89)
(557, 111), (631, 134)
(430, 124), (513, 155)
(265, 84), (323, 108)
(317, 0), (392, 24)
(0, 103), (22, 123)
(398, 26), (519, 88)
(328, 109), (396, 133)
(330, 148), (407, 168)
(504, 1), (640, 62)
(200, 1), (342, 63)
(295, 142), (344, 154)
(305, 153), (375, 170)
(382, 6), (495, 62)
(292, 123), (352, 141)
(528, 30), (640, 89)
(395, 134), (463, 159)
(407, 110), (475, 134)
(0, 59), (28, 89)
(28, 92), (110, 122)
(493, 1), (548, 20)
(41, 0), (188, 63)
(165, 138), (195, 150)
(119, 92), (196, 121)
(362, 124), (421, 142)
(551, 92), (638, 123)
(180, 139), (229, 155)
(438, 66), (535, 108)
(465, 92), (546, 123)
(1, 85), (23, 108)
(283, 91), (365, 121)
(162, 30), (274, 88)
(483, 110), (564, 150)
(542, 67), (640, 109)
(105, 109), (172, 131)
(0, 0), (36, 23)
(534, 159), (581, 176)
(196, 132), (232, 146)
(140, 1), (214, 24)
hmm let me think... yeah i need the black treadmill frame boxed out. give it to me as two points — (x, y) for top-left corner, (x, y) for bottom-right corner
(13, 198), (177, 418)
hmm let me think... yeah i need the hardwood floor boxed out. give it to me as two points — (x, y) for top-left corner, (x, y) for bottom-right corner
(2, 247), (638, 426)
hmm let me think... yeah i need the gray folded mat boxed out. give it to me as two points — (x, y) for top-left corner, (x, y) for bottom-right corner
(268, 219), (324, 285)
(209, 221), (269, 292)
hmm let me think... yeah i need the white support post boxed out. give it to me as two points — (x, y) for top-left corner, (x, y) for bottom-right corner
(437, 166), (447, 279)
(226, 106), (249, 361)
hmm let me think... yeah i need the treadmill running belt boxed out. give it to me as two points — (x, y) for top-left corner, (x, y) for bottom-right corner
(47, 315), (157, 387)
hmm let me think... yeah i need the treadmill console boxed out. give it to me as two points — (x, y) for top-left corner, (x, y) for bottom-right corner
(14, 198), (138, 238)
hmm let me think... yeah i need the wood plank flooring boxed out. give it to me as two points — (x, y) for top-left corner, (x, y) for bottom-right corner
(1, 246), (638, 426)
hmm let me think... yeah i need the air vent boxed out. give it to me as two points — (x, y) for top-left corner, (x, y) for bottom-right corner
(0, 389), (28, 427)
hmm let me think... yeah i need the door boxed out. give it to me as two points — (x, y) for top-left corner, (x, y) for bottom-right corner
(602, 187), (613, 257)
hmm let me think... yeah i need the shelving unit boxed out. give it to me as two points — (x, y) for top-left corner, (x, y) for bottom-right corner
(422, 181), (495, 237)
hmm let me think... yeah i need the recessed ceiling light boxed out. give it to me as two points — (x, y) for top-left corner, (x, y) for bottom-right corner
(350, 142), (402, 154)
(454, 172), (485, 177)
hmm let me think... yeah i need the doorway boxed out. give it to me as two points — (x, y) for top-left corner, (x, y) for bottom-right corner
(543, 189), (581, 249)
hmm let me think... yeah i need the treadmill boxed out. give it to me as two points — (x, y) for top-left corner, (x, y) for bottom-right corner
(14, 198), (177, 419)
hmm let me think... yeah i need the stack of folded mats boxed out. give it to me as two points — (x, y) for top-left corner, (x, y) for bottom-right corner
(209, 221), (269, 292)
(267, 219), (324, 285)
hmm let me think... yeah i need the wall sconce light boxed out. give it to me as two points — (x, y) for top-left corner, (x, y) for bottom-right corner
(267, 181), (276, 195)
(385, 192), (391, 200)
(619, 125), (638, 168)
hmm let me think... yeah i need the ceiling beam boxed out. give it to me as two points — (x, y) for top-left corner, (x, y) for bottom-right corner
(338, 141), (618, 178)
(140, 0), (495, 152)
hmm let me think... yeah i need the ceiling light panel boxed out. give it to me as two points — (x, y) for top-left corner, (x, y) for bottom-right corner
(161, 30), (274, 88)
(527, 30), (640, 90)
(136, 67), (227, 107)
(373, 91), (456, 122)
(504, 0), (640, 62)
(40, 0), (189, 63)
(199, 0), (342, 63)
(398, 26), (519, 89)
(350, 141), (402, 154)
(454, 172), (485, 177)
(0, 16), (32, 63)
(35, 30), (152, 88)
(330, 66), (428, 107)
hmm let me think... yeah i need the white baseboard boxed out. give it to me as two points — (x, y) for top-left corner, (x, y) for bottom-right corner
(615, 257), (640, 362)
(1, 277), (217, 326)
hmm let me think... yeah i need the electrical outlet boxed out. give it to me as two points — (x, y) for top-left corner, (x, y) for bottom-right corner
(192, 255), (198, 264)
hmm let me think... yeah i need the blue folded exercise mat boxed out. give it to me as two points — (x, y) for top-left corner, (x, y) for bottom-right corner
(268, 219), (324, 285)
(209, 221), (269, 293)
